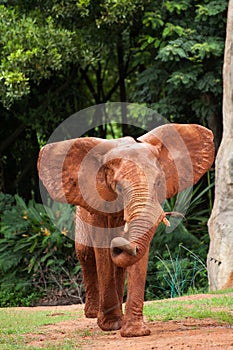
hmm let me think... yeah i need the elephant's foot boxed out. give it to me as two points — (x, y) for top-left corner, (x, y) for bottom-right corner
(84, 302), (99, 318)
(97, 314), (123, 331)
(120, 318), (151, 337)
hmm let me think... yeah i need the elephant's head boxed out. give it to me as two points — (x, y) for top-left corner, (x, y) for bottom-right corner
(38, 124), (214, 268)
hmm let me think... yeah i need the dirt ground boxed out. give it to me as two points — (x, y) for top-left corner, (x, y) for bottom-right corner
(25, 294), (233, 350)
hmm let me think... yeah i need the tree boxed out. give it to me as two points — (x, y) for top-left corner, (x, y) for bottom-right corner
(0, 0), (149, 199)
(0, 1), (228, 200)
(133, 0), (228, 150)
(0, 4), (81, 200)
(207, 0), (233, 290)
(0, 5), (80, 108)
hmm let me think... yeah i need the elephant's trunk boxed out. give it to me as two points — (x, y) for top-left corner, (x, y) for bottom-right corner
(110, 199), (165, 268)
(111, 237), (138, 257)
(109, 165), (166, 268)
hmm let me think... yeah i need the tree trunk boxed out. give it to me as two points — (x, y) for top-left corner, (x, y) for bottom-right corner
(207, 0), (233, 290)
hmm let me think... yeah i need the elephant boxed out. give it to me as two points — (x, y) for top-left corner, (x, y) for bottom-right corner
(38, 123), (214, 337)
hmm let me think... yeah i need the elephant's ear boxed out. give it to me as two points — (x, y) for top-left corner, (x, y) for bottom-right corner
(38, 136), (134, 212)
(138, 124), (215, 199)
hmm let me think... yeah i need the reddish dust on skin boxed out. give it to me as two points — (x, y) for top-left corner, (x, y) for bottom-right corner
(23, 294), (233, 349)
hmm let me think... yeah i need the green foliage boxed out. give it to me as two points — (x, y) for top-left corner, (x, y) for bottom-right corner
(0, 192), (14, 217)
(0, 5), (79, 107)
(149, 244), (207, 299)
(146, 178), (214, 300)
(0, 193), (83, 306)
(134, 0), (227, 123)
(0, 289), (40, 307)
(95, 0), (147, 26)
(196, 1), (227, 19)
(0, 0), (224, 198)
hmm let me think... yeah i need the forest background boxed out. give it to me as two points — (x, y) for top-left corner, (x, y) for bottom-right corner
(0, 0), (228, 306)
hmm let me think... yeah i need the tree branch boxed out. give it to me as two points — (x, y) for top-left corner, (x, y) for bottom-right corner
(80, 67), (99, 103)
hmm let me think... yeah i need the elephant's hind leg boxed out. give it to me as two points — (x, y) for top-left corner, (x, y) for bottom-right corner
(75, 243), (99, 318)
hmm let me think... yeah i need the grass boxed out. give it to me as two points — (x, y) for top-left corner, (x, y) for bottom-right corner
(0, 307), (83, 349)
(144, 294), (233, 324)
(0, 292), (233, 349)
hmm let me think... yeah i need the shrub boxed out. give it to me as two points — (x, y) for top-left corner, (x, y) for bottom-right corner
(0, 193), (84, 306)
(146, 178), (214, 300)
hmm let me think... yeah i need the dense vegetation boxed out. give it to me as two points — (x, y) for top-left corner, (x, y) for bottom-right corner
(0, 0), (226, 199)
(0, 0), (227, 305)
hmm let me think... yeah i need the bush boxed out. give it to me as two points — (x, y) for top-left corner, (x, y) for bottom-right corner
(0, 193), (84, 306)
(145, 178), (214, 300)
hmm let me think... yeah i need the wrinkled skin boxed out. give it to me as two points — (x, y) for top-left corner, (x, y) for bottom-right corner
(38, 124), (214, 337)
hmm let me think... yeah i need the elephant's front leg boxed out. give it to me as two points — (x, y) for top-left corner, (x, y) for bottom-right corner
(121, 248), (150, 337)
(95, 248), (126, 331)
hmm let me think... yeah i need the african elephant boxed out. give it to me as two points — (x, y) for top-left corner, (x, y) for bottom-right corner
(38, 123), (214, 337)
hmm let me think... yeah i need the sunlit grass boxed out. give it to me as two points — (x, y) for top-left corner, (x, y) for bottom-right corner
(144, 294), (233, 323)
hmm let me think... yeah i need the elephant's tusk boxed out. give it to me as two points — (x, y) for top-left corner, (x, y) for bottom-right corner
(162, 217), (170, 227)
(111, 237), (138, 257)
(164, 211), (185, 219)
(124, 222), (129, 233)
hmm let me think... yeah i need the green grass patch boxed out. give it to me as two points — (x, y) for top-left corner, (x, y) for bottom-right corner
(144, 294), (233, 323)
(209, 288), (233, 295)
(0, 307), (82, 349)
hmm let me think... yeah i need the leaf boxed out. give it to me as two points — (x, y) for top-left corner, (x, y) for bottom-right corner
(27, 206), (43, 224)
(15, 195), (28, 211)
(164, 0), (190, 14)
(46, 259), (55, 267)
(196, 2), (228, 20)
(157, 44), (188, 62)
(162, 24), (185, 39)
